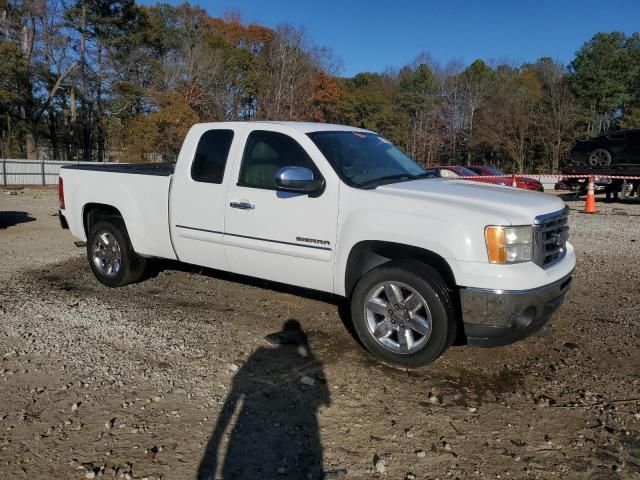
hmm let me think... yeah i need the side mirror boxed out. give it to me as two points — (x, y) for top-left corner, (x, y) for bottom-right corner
(275, 166), (324, 194)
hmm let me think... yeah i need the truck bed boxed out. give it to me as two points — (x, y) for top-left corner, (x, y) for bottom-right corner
(59, 164), (176, 261)
(62, 163), (175, 176)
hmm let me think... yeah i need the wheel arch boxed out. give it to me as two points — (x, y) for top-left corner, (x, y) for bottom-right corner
(344, 240), (457, 298)
(83, 203), (126, 239)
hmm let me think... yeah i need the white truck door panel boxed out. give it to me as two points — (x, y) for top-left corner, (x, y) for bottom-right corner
(224, 128), (339, 292)
(170, 126), (242, 270)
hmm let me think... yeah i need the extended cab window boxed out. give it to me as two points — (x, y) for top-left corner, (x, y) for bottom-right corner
(191, 129), (234, 184)
(238, 130), (320, 189)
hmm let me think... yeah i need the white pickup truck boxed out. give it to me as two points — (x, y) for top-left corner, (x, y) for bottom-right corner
(58, 122), (575, 367)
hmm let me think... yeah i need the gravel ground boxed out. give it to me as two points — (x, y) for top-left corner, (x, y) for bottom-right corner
(0, 187), (639, 480)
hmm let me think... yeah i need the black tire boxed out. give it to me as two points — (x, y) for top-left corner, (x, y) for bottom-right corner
(350, 260), (456, 368)
(87, 219), (148, 287)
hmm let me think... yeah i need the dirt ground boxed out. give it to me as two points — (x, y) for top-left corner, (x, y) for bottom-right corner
(0, 187), (639, 480)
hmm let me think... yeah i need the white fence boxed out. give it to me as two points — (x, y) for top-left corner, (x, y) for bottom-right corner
(1, 159), (115, 186)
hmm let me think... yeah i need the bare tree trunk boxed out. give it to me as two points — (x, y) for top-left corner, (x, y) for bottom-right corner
(80, 2), (91, 161)
(1, 10), (8, 39)
(466, 109), (474, 166)
(26, 133), (36, 159)
(48, 104), (59, 160)
(96, 44), (104, 162)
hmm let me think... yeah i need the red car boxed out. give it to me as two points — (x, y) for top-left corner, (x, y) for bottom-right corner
(432, 165), (508, 186)
(466, 166), (544, 192)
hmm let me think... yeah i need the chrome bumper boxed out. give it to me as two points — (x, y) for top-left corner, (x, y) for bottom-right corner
(460, 273), (573, 346)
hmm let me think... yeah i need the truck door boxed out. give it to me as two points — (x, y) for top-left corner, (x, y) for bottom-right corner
(170, 126), (241, 270)
(224, 127), (339, 292)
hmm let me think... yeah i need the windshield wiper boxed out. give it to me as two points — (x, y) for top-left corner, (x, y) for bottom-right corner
(413, 171), (438, 179)
(358, 173), (416, 187)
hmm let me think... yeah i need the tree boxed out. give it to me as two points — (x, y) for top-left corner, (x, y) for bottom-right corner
(1, 0), (637, 172)
(334, 72), (404, 145)
(534, 58), (576, 172)
(122, 91), (198, 162)
(440, 59), (465, 164)
(459, 59), (493, 165)
(1, 0), (78, 158)
(570, 32), (633, 134)
(396, 63), (443, 165)
(621, 33), (640, 128)
(259, 24), (316, 120)
(310, 71), (340, 122)
(477, 66), (542, 173)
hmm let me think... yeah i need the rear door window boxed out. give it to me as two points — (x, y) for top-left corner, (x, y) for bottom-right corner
(191, 130), (235, 184)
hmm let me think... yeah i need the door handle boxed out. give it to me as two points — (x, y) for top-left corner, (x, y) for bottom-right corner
(230, 201), (255, 210)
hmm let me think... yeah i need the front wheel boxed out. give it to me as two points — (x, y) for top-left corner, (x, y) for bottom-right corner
(350, 261), (456, 368)
(87, 219), (148, 287)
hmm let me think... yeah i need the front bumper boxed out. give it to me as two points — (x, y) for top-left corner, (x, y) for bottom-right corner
(460, 272), (573, 347)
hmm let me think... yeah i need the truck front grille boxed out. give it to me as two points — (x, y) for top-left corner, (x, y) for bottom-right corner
(534, 208), (569, 268)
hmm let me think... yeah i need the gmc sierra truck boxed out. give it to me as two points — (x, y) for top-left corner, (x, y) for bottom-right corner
(58, 122), (575, 367)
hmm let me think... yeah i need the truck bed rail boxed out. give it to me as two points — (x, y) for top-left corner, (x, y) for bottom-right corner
(62, 163), (175, 176)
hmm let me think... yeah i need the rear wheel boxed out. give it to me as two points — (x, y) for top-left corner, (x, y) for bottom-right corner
(87, 219), (147, 287)
(350, 261), (455, 368)
(588, 148), (612, 167)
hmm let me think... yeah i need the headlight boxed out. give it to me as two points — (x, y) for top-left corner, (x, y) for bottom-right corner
(485, 225), (533, 264)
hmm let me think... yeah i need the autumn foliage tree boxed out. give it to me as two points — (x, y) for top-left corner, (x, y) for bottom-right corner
(1, 1), (639, 172)
(0, 0), (338, 161)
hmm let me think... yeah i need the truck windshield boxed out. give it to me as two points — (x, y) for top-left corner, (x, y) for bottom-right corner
(307, 131), (436, 188)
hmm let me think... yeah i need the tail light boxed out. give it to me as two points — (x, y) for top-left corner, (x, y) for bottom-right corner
(58, 177), (65, 209)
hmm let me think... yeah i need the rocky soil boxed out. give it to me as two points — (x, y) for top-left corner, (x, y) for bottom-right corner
(0, 187), (639, 479)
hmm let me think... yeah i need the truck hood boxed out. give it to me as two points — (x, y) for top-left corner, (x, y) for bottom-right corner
(376, 178), (565, 225)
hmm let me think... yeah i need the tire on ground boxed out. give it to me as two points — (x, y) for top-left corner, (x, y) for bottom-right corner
(87, 219), (148, 287)
(350, 260), (456, 368)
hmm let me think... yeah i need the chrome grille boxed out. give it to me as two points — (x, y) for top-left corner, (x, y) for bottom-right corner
(534, 208), (569, 268)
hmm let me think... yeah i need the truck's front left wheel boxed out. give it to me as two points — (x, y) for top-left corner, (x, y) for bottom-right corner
(350, 261), (456, 368)
(87, 220), (147, 287)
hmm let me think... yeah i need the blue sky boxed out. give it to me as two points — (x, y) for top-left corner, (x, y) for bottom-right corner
(145, 0), (639, 76)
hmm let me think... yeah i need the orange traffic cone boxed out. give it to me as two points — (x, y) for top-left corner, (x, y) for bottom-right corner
(512, 174), (517, 187)
(583, 175), (597, 214)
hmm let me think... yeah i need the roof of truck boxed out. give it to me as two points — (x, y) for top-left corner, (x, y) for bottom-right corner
(193, 121), (373, 134)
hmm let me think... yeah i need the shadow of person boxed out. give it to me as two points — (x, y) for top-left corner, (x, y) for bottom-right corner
(198, 320), (330, 480)
(0, 211), (36, 229)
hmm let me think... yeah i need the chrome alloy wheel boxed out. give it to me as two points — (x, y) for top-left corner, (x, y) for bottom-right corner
(92, 231), (122, 277)
(363, 281), (432, 354)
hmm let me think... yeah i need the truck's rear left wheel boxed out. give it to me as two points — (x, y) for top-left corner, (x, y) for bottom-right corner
(350, 261), (455, 368)
(87, 220), (147, 287)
